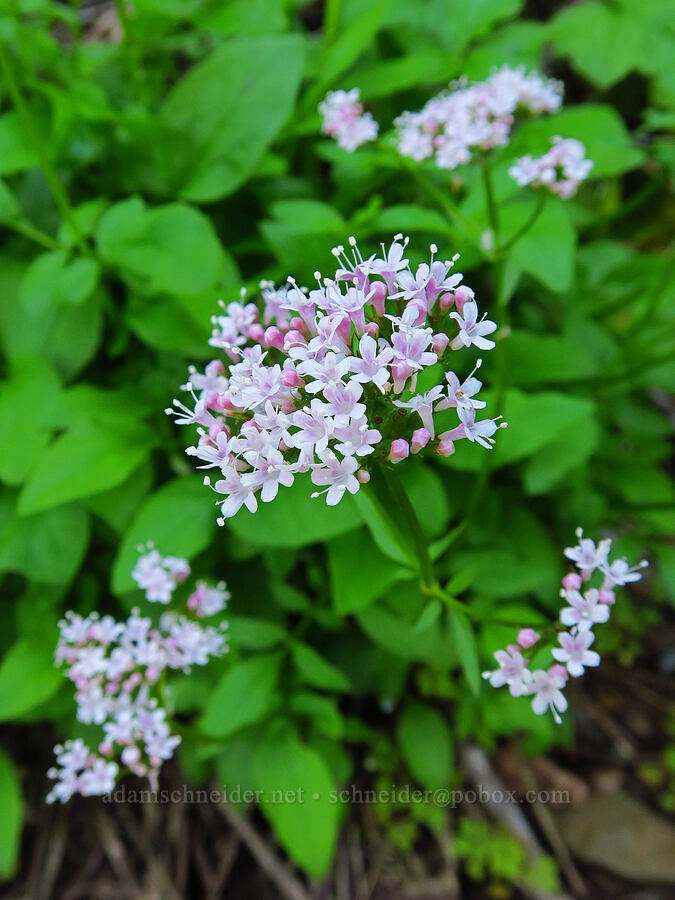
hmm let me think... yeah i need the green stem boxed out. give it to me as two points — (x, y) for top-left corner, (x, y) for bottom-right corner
(502, 193), (546, 252)
(482, 160), (501, 253)
(381, 466), (437, 591)
(323, 0), (341, 44)
(0, 41), (88, 254)
(2, 219), (63, 251)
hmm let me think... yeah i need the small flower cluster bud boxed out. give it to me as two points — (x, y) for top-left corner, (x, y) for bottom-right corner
(483, 529), (647, 723)
(46, 549), (228, 803)
(509, 136), (593, 198)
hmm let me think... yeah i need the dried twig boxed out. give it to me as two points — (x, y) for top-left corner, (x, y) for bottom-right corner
(218, 802), (311, 900)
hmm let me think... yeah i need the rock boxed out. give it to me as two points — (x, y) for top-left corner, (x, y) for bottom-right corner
(555, 792), (675, 883)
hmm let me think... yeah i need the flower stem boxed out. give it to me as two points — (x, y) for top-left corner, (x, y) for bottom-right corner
(380, 466), (437, 591)
(502, 193), (546, 252)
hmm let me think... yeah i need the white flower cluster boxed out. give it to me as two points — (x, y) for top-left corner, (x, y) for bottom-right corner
(483, 529), (647, 723)
(319, 88), (379, 152)
(168, 236), (507, 523)
(46, 550), (228, 803)
(509, 136), (594, 197)
(394, 65), (562, 169)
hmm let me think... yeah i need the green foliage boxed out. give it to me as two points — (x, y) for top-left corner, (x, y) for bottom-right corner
(0, 0), (672, 887)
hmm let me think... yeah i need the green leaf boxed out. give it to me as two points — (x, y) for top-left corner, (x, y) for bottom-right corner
(0, 639), (62, 721)
(0, 498), (89, 584)
(254, 727), (340, 877)
(112, 477), (216, 593)
(0, 356), (62, 485)
(0, 177), (20, 222)
(290, 641), (351, 692)
(413, 600), (443, 632)
(57, 257), (100, 305)
(397, 701), (453, 789)
(507, 200), (576, 293)
(96, 198), (224, 295)
(551, 2), (643, 88)
(0, 112), (37, 175)
(158, 35), (305, 201)
(0, 749), (22, 880)
(289, 691), (344, 738)
(18, 423), (155, 515)
(448, 608), (480, 695)
(328, 528), (413, 614)
(355, 602), (453, 666)
(352, 487), (416, 567)
(228, 616), (286, 650)
(200, 653), (282, 739)
(226, 476), (362, 548)
(524, 417), (601, 495)
(441, 389), (595, 471)
(19, 251), (67, 316)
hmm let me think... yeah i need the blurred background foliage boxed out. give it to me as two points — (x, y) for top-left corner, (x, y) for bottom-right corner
(0, 0), (673, 888)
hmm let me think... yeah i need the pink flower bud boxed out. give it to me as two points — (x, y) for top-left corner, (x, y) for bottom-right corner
(436, 438), (455, 457)
(357, 469), (371, 484)
(432, 332), (449, 356)
(517, 628), (540, 649)
(549, 663), (569, 683)
(99, 741), (113, 757)
(280, 369), (304, 388)
(439, 292), (454, 311)
(369, 281), (387, 316)
(208, 422), (228, 440)
(283, 330), (306, 350)
(411, 428), (431, 453)
(365, 321), (379, 338)
(263, 326), (285, 350)
(562, 572), (582, 591)
(247, 323), (265, 344)
(598, 589), (616, 606)
(453, 285), (474, 314)
(290, 316), (308, 336)
(389, 439), (409, 464)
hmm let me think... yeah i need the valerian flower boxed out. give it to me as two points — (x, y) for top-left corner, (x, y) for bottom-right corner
(47, 549), (227, 803)
(319, 88), (378, 151)
(169, 236), (507, 524)
(483, 530), (647, 723)
(509, 136), (593, 198)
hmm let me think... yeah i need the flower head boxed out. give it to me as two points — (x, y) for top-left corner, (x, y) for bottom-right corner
(170, 237), (506, 522)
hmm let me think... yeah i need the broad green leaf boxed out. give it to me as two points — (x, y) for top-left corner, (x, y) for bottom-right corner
(0, 498), (89, 584)
(112, 477), (216, 593)
(289, 692), (344, 739)
(18, 423), (155, 515)
(290, 641), (351, 692)
(96, 198), (224, 295)
(0, 749), (22, 880)
(506, 331), (599, 386)
(448, 608), (480, 695)
(19, 251), (67, 316)
(397, 701), (453, 788)
(552, 2), (643, 88)
(0, 356), (62, 485)
(226, 476), (362, 548)
(0, 112), (37, 175)
(356, 602), (454, 666)
(254, 727), (340, 877)
(328, 528), (413, 613)
(352, 487), (415, 567)
(441, 389), (595, 471)
(159, 35), (305, 201)
(200, 653), (282, 738)
(507, 200), (576, 293)
(0, 639), (62, 721)
(524, 417), (601, 495)
(228, 616), (286, 650)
